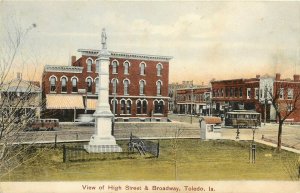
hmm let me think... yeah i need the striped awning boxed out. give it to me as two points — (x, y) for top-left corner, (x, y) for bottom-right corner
(46, 94), (84, 109)
(86, 99), (97, 110)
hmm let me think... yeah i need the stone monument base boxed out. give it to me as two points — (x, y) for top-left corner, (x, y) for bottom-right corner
(84, 135), (122, 153)
(84, 144), (122, 153)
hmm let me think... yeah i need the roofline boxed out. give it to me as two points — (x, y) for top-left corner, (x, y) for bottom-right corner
(77, 49), (173, 61)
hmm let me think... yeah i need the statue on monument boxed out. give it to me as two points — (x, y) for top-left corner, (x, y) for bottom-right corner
(101, 28), (107, 50)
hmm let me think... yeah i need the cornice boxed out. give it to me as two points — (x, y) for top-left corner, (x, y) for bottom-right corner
(45, 65), (83, 73)
(78, 49), (173, 62)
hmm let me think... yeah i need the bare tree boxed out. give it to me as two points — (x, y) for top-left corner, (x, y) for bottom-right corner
(269, 82), (300, 152)
(0, 17), (47, 178)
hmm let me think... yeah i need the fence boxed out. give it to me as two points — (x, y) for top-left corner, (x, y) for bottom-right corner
(129, 133), (160, 158)
(62, 136), (160, 163)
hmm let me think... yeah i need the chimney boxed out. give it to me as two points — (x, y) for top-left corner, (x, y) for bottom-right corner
(275, 73), (281, 80)
(256, 75), (260, 79)
(71, 56), (76, 65)
(294, 74), (300, 81)
(17, 72), (22, 80)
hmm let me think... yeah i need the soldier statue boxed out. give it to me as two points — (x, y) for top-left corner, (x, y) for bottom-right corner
(101, 28), (107, 50)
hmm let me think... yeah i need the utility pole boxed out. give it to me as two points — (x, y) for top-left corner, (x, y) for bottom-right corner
(190, 82), (193, 124)
(112, 92), (116, 135)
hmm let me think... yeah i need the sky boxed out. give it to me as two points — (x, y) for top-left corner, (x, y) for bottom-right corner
(0, 1), (300, 84)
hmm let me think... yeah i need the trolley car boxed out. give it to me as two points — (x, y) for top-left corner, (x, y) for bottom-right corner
(225, 110), (261, 128)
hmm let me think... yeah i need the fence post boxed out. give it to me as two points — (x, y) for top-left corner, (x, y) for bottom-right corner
(63, 145), (67, 163)
(54, 134), (57, 149)
(156, 140), (160, 158)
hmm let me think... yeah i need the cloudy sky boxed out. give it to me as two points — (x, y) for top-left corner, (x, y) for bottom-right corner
(1, 1), (300, 84)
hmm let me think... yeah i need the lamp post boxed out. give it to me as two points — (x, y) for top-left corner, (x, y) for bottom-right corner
(190, 83), (194, 124)
(112, 92), (116, 136)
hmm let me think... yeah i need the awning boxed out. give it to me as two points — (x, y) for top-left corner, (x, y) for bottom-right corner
(86, 99), (97, 110)
(46, 94), (84, 109)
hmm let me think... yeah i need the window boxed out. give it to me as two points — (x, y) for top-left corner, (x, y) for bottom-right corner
(247, 88), (251, 99)
(137, 100), (142, 114)
(156, 63), (162, 76)
(86, 78), (92, 93)
(95, 78), (99, 93)
(61, 77), (67, 93)
(137, 99), (148, 114)
(239, 87), (243, 97)
(235, 88), (238, 97)
(123, 79), (129, 95)
(142, 100), (147, 114)
(72, 78), (78, 92)
(279, 88), (284, 99)
(112, 79), (118, 94)
(126, 100), (131, 114)
(230, 88), (233, 97)
(154, 100), (164, 114)
(87, 59), (92, 72)
(123, 61), (129, 74)
(157, 81), (162, 95)
(96, 60), (100, 73)
(50, 77), (56, 92)
(255, 88), (259, 99)
(111, 99), (117, 114)
(288, 104), (293, 111)
(225, 88), (229, 97)
(112, 61), (118, 74)
(121, 100), (126, 114)
(221, 89), (224, 97)
(140, 63), (145, 75)
(139, 80), (145, 95)
(287, 88), (293, 99)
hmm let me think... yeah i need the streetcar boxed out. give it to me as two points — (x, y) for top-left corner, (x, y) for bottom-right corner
(225, 110), (261, 128)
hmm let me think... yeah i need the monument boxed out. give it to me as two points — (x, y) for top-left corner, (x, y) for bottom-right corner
(84, 29), (122, 153)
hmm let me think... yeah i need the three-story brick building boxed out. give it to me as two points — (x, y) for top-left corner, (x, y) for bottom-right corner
(42, 49), (172, 122)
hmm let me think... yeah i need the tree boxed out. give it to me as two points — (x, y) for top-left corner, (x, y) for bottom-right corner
(269, 81), (300, 152)
(0, 17), (44, 178)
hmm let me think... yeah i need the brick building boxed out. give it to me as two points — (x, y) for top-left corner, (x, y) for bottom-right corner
(42, 49), (172, 122)
(168, 81), (196, 113)
(175, 86), (211, 116)
(211, 73), (300, 123)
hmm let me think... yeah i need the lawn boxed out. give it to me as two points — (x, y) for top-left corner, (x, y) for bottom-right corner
(1, 139), (298, 181)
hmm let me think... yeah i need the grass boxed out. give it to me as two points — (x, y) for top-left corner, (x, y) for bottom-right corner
(0, 139), (298, 181)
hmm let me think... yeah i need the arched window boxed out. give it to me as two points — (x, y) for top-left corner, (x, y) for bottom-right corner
(157, 81), (162, 95)
(127, 100), (131, 114)
(136, 99), (148, 114)
(137, 100), (142, 114)
(50, 77), (56, 92)
(140, 63), (146, 75)
(154, 100), (164, 114)
(123, 79), (129, 95)
(95, 78), (99, 93)
(142, 100), (147, 114)
(123, 61), (129, 74)
(87, 59), (92, 72)
(61, 77), (67, 93)
(111, 99), (118, 115)
(96, 60), (100, 73)
(156, 63), (163, 76)
(121, 100), (126, 114)
(86, 78), (92, 93)
(112, 61), (118, 74)
(112, 79), (118, 94)
(72, 77), (78, 92)
(139, 80), (145, 95)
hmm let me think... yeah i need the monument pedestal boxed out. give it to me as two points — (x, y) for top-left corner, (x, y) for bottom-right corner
(84, 29), (122, 153)
(84, 110), (122, 153)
